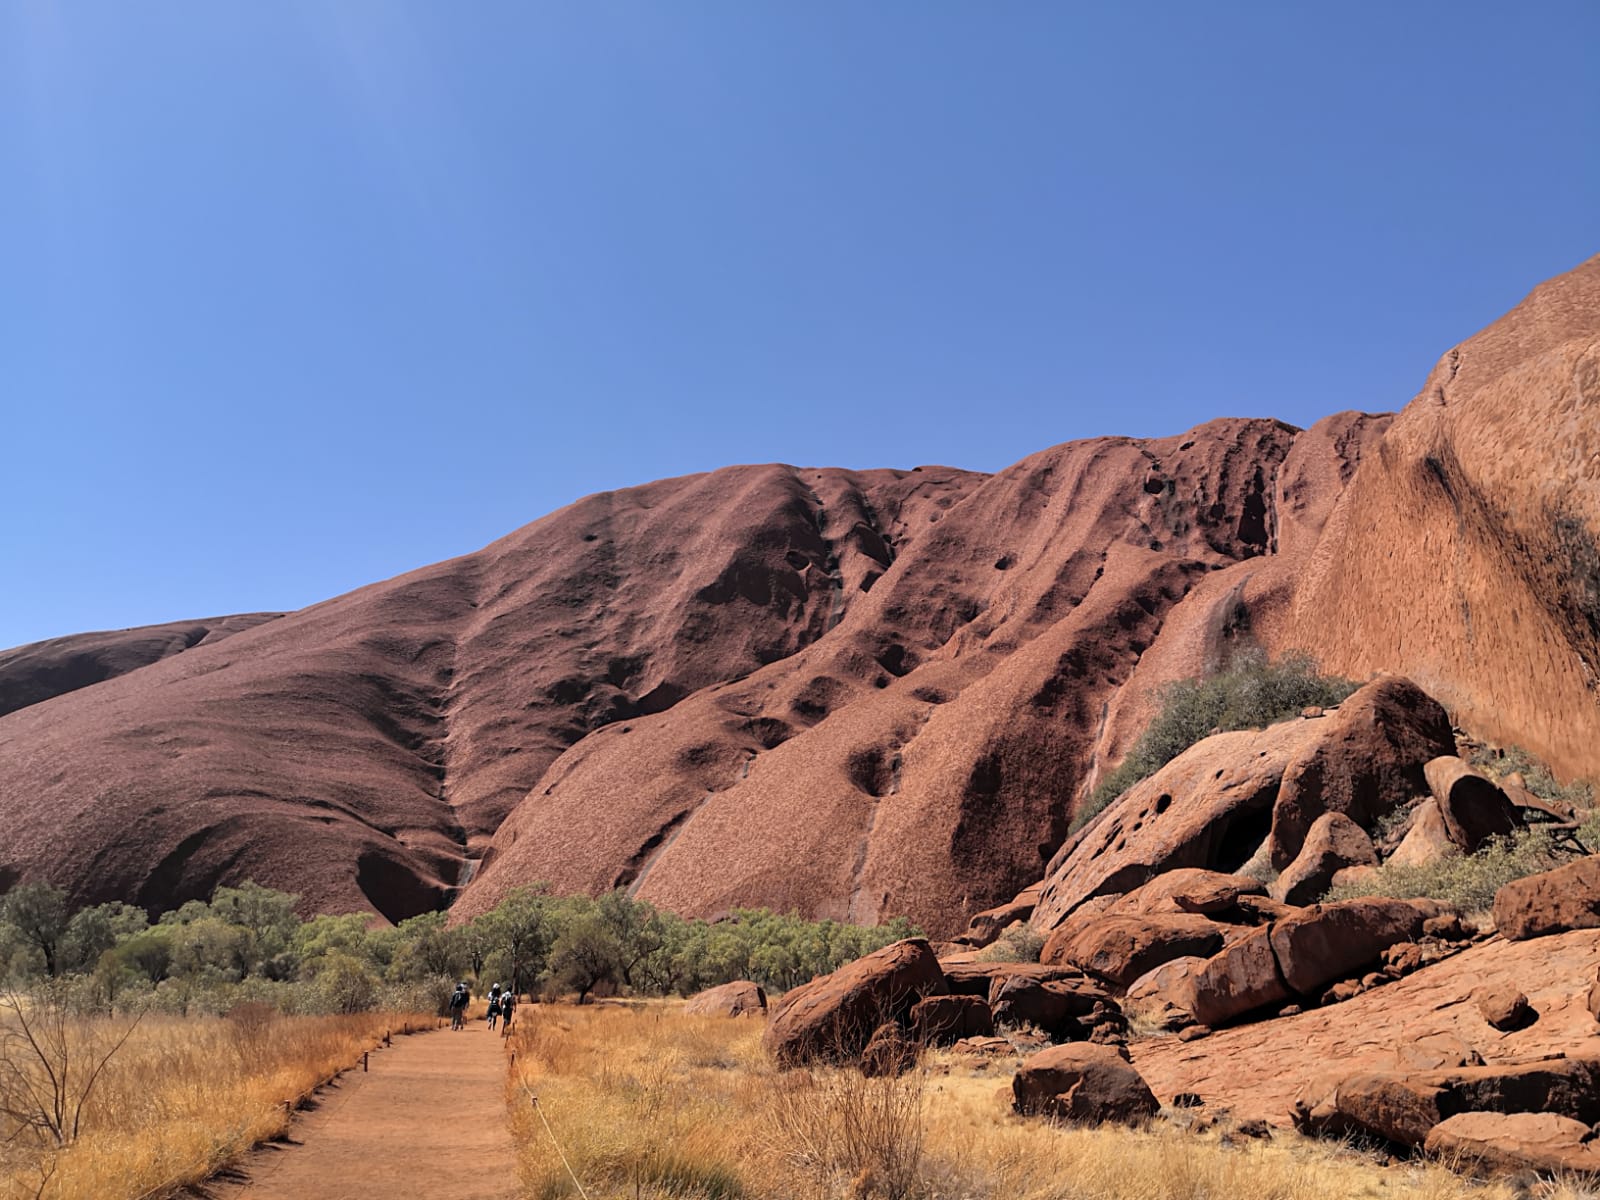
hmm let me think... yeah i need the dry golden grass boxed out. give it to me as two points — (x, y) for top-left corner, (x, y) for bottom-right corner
(506, 1003), (1600, 1200)
(0, 1003), (431, 1200)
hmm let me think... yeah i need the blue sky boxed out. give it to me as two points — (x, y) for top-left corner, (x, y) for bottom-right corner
(3, 2), (1596, 648)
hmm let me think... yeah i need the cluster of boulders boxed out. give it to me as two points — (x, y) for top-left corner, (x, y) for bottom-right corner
(982, 866), (1479, 1033)
(759, 938), (1129, 1071)
(736, 671), (1600, 1175)
(951, 678), (1553, 959)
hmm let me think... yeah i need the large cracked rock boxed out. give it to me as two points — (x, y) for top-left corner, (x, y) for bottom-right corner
(1041, 913), (1226, 988)
(1012, 1043), (1159, 1124)
(1493, 857), (1600, 942)
(1176, 926), (1291, 1028)
(1424, 757), (1519, 852)
(763, 938), (946, 1066)
(1425, 1112), (1600, 1176)
(1293, 1056), (1600, 1148)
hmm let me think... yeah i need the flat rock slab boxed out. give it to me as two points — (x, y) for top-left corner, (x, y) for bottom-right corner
(216, 1026), (518, 1200)
(1131, 928), (1600, 1127)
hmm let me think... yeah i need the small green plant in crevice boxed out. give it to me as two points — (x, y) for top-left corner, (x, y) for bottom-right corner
(1072, 651), (1359, 833)
(974, 925), (1045, 964)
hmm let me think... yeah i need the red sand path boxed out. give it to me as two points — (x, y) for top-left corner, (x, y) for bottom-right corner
(215, 1024), (519, 1200)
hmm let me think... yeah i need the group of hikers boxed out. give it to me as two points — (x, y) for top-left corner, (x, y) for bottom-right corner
(447, 980), (517, 1034)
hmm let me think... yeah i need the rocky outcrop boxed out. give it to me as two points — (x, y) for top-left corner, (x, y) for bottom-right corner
(1493, 858), (1600, 942)
(763, 939), (945, 1066)
(683, 980), (767, 1018)
(1268, 679), (1456, 869)
(1012, 1043), (1159, 1124)
(1133, 929), (1600, 1128)
(0, 256), (1594, 933)
(1034, 677), (1452, 931)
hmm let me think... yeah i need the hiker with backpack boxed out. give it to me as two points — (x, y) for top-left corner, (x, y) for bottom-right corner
(449, 981), (470, 1031)
(486, 982), (502, 1030)
(499, 988), (516, 1037)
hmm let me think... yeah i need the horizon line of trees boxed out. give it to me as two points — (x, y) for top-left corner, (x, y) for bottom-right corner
(0, 879), (920, 1017)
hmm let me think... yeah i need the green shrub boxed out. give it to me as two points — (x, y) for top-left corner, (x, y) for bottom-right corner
(0, 874), (924, 1013)
(1072, 651), (1359, 832)
(1322, 829), (1559, 915)
(974, 925), (1045, 963)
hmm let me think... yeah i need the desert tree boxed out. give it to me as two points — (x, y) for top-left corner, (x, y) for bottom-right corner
(0, 885), (70, 978)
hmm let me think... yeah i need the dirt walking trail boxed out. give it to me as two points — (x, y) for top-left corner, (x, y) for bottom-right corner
(215, 1023), (520, 1200)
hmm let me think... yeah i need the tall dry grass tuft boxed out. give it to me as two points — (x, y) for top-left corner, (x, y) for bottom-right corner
(504, 1002), (1598, 1200)
(766, 1063), (926, 1200)
(0, 995), (429, 1200)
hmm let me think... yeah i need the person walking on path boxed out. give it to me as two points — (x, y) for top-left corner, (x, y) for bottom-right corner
(449, 981), (470, 1031)
(486, 982), (501, 1030)
(499, 989), (516, 1038)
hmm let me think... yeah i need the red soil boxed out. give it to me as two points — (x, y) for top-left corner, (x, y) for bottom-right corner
(212, 1023), (518, 1199)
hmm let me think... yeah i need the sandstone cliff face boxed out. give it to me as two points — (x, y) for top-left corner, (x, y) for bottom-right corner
(0, 256), (1594, 932)
(1285, 255), (1600, 782)
(458, 419), (1319, 932)
(0, 466), (977, 920)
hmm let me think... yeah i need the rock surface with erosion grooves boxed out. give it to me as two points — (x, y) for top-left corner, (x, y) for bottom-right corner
(0, 614), (283, 718)
(1287, 254), (1600, 784)
(762, 938), (946, 1067)
(461, 418), (1316, 932)
(1131, 928), (1600, 1126)
(0, 255), (1597, 932)
(0, 466), (978, 921)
